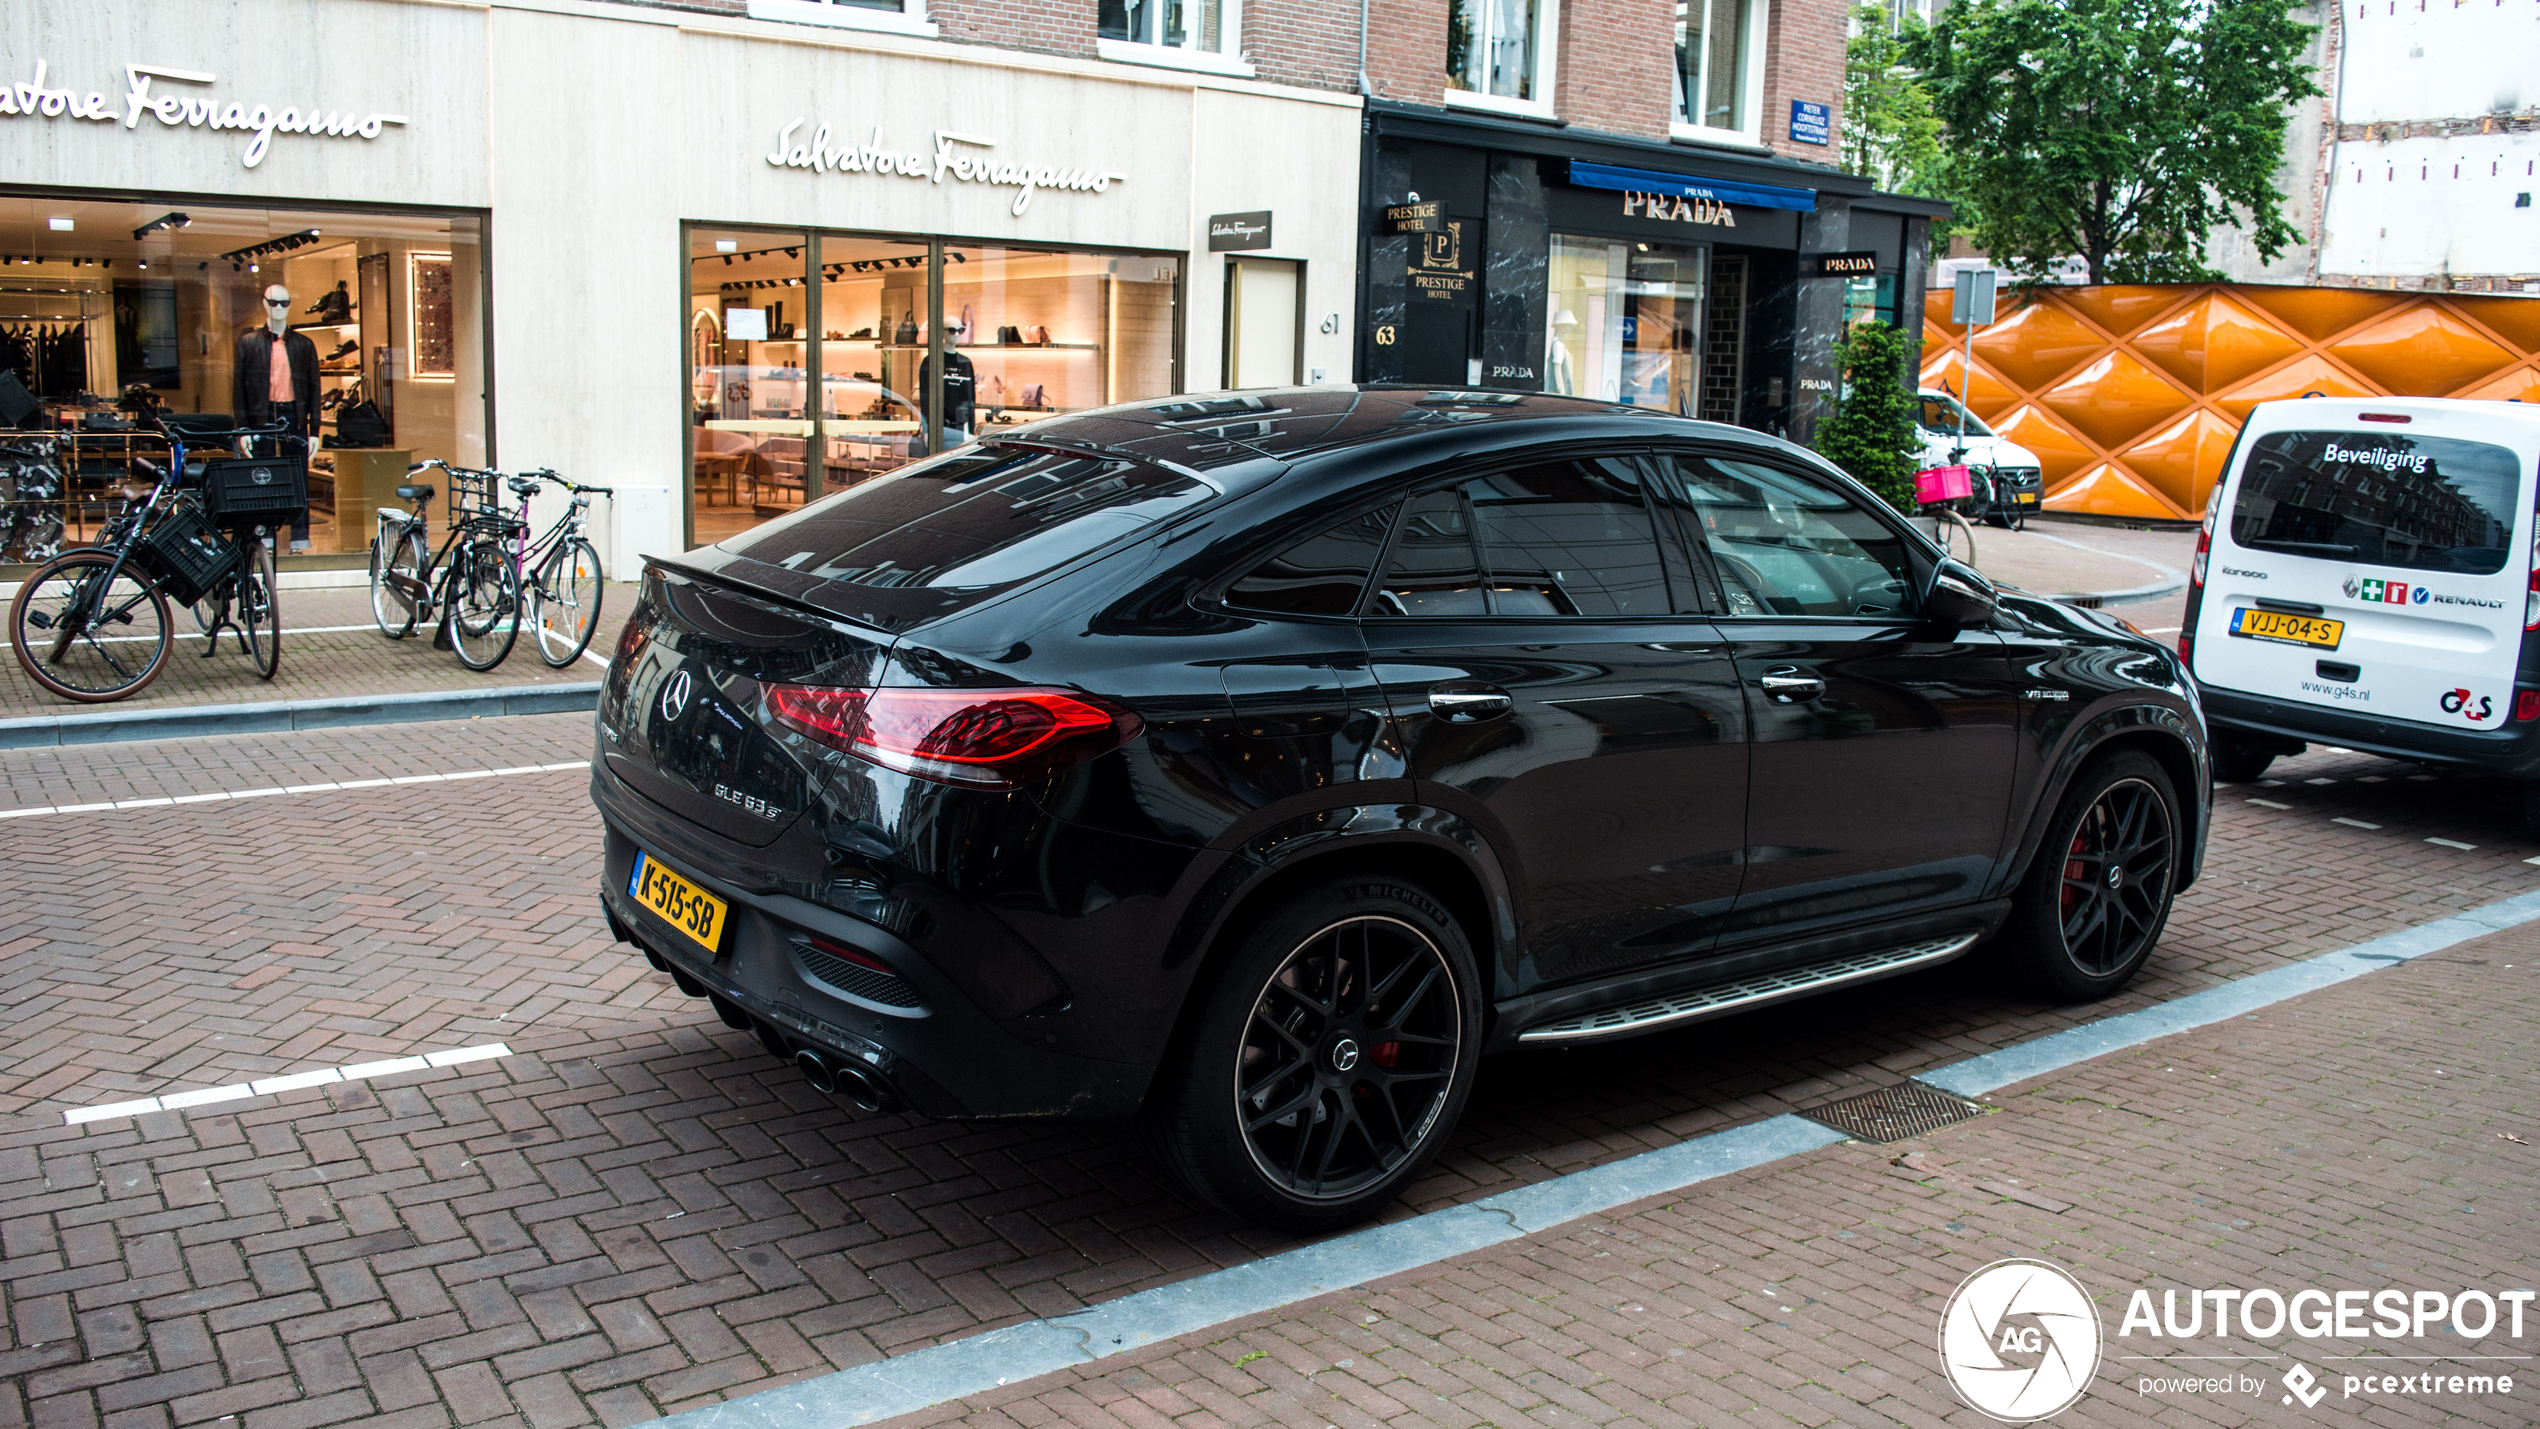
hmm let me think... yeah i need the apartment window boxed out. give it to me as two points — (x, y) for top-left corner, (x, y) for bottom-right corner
(747, 0), (936, 36)
(1099, 0), (1247, 69)
(1674, 0), (1760, 137)
(1447, 0), (1546, 104)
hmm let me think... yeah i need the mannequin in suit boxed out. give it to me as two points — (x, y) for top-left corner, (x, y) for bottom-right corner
(233, 284), (318, 549)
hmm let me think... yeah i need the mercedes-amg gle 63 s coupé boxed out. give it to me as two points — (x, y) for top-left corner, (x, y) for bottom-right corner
(593, 387), (2208, 1229)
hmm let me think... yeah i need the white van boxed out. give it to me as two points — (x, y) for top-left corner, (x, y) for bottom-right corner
(2184, 396), (2540, 824)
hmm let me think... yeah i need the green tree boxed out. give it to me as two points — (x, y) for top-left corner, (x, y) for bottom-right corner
(1816, 322), (1922, 516)
(1905, 0), (2317, 284)
(1843, 7), (1945, 198)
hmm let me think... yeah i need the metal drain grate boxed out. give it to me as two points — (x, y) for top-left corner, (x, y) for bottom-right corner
(1802, 1081), (1990, 1142)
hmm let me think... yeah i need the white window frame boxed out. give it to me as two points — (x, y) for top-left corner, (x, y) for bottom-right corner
(747, 0), (940, 40)
(1442, 0), (1560, 122)
(1669, 0), (1768, 146)
(1096, 0), (1255, 76)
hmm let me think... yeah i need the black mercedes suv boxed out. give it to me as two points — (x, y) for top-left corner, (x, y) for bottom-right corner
(593, 387), (2208, 1228)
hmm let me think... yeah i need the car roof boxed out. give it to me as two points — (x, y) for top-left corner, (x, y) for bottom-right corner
(977, 385), (1772, 473)
(2242, 395), (2540, 440)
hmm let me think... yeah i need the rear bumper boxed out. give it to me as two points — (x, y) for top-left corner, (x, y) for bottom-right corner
(2203, 686), (2540, 779)
(592, 784), (1152, 1121)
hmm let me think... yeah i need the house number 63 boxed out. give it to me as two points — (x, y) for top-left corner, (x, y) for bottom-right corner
(1374, 325), (1397, 345)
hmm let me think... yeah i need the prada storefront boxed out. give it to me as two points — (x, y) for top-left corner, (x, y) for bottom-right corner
(1356, 102), (1946, 446)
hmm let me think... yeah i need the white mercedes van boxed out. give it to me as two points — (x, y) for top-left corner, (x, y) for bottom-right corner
(2184, 397), (2540, 824)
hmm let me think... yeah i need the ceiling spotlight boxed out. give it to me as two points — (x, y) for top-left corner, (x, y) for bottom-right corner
(786, 248), (799, 259)
(723, 255), (733, 265)
(132, 211), (191, 241)
(249, 262), (259, 273)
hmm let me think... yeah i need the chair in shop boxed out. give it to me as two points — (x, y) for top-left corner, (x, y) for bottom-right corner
(691, 429), (761, 507)
(755, 436), (808, 508)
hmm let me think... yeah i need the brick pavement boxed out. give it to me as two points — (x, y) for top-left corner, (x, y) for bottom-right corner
(0, 585), (632, 724)
(0, 722), (2534, 1426)
(885, 914), (2540, 1428)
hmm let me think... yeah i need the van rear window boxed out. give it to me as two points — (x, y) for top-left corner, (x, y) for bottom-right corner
(2229, 430), (2522, 575)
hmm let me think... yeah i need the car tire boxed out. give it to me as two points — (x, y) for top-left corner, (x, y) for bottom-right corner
(1138, 873), (1483, 1232)
(2005, 750), (2182, 1001)
(2208, 736), (2277, 785)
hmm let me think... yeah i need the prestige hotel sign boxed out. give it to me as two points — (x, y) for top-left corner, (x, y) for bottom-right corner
(767, 120), (1129, 217)
(1, 59), (408, 168)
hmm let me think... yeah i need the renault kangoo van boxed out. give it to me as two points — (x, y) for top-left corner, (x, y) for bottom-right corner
(2184, 397), (2540, 826)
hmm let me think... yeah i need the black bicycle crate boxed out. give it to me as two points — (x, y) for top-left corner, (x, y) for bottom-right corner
(198, 454), (309, 525)
(133, 501), (234, 606)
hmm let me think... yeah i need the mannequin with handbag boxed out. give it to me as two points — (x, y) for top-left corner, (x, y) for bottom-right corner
(232, 284), (320, 550)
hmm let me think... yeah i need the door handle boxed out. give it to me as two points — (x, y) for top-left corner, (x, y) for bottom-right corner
(1758, 667), (1824, 703)
(1427, 685), (1513, 722)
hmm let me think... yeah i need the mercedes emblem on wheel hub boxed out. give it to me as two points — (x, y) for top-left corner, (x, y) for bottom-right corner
(1328, 1037), (1360, 1073)
(2106, 864), (2124, 888)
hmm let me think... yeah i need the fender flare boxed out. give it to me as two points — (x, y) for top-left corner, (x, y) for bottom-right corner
(1998, 700), (2210, 898)
(1160, 802), (1521, 977)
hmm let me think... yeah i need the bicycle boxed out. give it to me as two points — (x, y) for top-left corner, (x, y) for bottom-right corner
(7, 414), (291, 702)
(502, 469), (613, 667)
(367, 459), (525, 672)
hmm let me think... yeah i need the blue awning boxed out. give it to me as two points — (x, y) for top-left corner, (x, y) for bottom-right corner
(1565, 160), (1816, 212)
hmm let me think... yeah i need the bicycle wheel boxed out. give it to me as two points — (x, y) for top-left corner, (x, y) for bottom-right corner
(8, 550), (174, 703)
(448, 538), (521, 671)
(1932, 509), (1979, 566)
(242, 535), (281, 680)
(371, 528), (424, 639)
(530, 538), (605, 668)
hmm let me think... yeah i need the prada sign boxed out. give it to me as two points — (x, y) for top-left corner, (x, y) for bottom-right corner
(1622, 190), (1737, 227)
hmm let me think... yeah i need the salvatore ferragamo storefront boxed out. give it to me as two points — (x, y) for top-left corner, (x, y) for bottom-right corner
(0, 0), (1362, 574)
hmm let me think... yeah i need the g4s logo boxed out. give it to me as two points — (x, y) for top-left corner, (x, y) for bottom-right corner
(2441, 688), (2495, 722)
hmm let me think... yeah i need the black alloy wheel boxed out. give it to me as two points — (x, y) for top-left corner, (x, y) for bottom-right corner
(1235, 916), (1463, 1202)
(1141, 875), (1481, 1231)
(2008, 750), (2180, 1000)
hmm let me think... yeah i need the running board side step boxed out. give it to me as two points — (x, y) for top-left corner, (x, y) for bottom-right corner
(1515, 932), (1982, 1045)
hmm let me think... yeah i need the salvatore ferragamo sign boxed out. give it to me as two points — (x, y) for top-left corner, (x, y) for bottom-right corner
(0, 59), (408, 168)
(767, 121), (1128, 217)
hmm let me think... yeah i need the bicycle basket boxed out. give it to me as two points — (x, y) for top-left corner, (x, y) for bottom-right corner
(132, 500), (235, 607)
(199, 454), (309, 526)
(448, 468), (503, 522)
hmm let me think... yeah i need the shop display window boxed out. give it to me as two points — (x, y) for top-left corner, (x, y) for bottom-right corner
(685, 226), (1181, 550)
(1545, 237), (1704, 413)
(0, 193), (484, 567)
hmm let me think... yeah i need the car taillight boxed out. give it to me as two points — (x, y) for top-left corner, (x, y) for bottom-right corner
(2527, 534), (2540, 632)
(2517, 690), (2540, 723)
(765, 684), (1142, 790)
(614, 617), (649, 668)
(2177, 634), (2193, 663)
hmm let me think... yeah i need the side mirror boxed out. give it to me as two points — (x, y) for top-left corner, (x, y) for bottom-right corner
(1924, 558), (1998, 627)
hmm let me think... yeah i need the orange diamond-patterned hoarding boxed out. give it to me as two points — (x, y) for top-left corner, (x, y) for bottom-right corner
(1920, 285), (2540, 521)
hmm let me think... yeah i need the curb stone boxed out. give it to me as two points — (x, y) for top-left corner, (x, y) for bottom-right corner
(0, 681), (601, 749)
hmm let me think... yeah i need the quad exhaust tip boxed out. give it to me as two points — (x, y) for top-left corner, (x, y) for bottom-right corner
(794, 1048), (897, 1113)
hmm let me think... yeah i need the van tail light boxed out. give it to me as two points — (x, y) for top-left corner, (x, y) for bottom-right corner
(2517, 691), (2540, 723)
(2527, 540), (2540, 632)
(2193, 523), (2211, 591)
(765, 684), (1143, 790)
(2177, 633), (2193, 663)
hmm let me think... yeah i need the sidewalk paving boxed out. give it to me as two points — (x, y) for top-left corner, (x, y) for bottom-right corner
(886, 922), (2537, 1429)
(0, 584), (634, 725)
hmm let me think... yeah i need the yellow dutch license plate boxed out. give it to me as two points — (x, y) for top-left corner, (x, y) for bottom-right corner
(2230, 607), (2344, 650)
(629, 851), (727, 953)
(2016, 491), (2039, 505)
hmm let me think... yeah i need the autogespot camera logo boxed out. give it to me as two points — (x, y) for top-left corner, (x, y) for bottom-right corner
(1938, 1259), (2104, 1422)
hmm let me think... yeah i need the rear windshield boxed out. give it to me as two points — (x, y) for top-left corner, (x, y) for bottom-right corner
(720, 444), (1215, 592)
(2230, 430), (2523, 575)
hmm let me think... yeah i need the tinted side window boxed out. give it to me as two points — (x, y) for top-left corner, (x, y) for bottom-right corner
(1660, 455), (1916, 618)
(2229, 430), (2519, 575)
(1464, 459), (1672, 617)
(1225, 504), (1399, 617)
(1369, 488), (1488, 617)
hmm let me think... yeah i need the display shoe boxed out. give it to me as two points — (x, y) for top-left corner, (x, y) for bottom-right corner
(325, 339), (358, 361)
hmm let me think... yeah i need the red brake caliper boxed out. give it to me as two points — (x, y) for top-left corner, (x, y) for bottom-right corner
(2061, 833), (2087, 915)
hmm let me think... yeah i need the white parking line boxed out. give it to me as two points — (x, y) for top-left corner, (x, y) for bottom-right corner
(2427, 837), (2480, 851)
(2332, 817), (2381, 830)
(2247, 797), (2291, 810)
(62, 1043), (513, 1126)
(0, 762), (589, 820)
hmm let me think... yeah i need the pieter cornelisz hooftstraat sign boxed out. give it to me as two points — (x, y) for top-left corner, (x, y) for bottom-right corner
(0, 58), (408, 168)
(1208, 211), (1272, 251)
